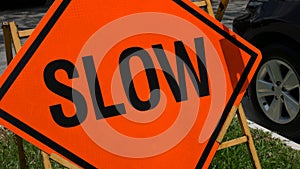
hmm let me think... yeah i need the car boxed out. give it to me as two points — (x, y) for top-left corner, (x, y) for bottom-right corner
(233, 0), (300, 139)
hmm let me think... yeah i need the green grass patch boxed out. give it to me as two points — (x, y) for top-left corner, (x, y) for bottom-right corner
(210, 117), (300, 169)
(0, 128), (66, 169)
(0, 118), (300, 168)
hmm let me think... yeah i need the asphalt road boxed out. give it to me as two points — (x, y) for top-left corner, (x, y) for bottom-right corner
(0, 1), (52, 74)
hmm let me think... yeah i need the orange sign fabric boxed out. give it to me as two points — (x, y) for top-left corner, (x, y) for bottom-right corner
(0, 0), (261, 168)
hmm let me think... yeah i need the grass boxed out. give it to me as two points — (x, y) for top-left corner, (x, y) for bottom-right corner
(210, 117), (300, 169)
(0, 118), (300, 168)
(0, 128), (66, 169)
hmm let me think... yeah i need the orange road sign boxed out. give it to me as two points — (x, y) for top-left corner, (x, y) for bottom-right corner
(0, 0), (261, 168)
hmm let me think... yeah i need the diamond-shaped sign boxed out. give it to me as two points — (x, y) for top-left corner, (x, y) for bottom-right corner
(0, 0), (261, 168)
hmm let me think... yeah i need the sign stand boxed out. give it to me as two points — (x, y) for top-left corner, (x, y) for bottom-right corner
(216, 104), (262, 169)
(2, 21), (80, 169)
(2, 21), (28, 169)
(193, 0), (215, 18)
(215, 0), (230, 21)
(194, 1), (262, 168)
(41, 152), (81, 169)
(1, 1), (261, 167)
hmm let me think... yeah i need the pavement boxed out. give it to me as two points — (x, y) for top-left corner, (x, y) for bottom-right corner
(248, 119), (300, 150)
(0, 2), (52, 74)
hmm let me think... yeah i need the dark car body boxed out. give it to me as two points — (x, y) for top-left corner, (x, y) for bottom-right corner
(234, 0), (300, 49)
(233, 0), (300, 139)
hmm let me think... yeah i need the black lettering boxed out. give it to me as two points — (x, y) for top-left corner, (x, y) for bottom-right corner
(153, 37), (209, 102)
(44, 60), (87, 128)
(83, 56), (125, 119)
(119, 47), (160, 111)
(152, 44), (182, 102)
(175, 37), (210, 98)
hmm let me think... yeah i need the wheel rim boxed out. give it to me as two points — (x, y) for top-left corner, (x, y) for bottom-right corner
(256, 59), (300, 124)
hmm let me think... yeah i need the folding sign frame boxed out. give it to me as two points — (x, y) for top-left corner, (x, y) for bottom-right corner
(2, 21), (80, 169)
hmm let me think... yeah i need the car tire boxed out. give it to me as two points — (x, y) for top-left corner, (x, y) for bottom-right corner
(248, 43), (300, 137)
